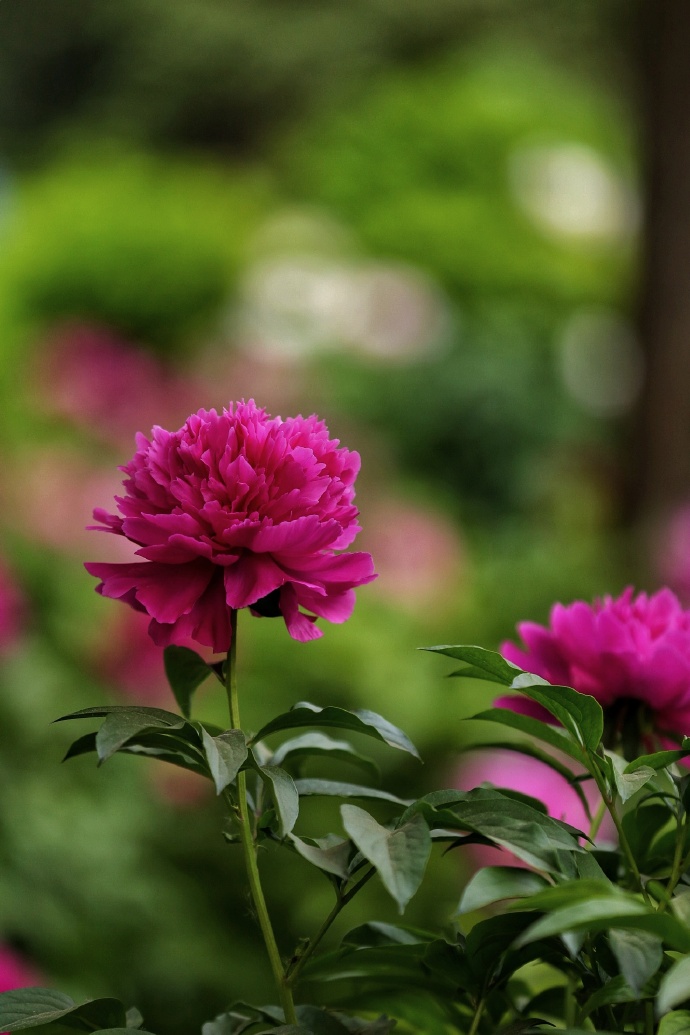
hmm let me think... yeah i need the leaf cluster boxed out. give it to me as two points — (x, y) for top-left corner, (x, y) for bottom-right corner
(6, 643), (690, 1033)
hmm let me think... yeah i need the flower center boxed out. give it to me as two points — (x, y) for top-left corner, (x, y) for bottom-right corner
(602, 697), (653, 761)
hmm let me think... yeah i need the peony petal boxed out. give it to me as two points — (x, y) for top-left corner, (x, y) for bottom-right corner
(85, 559), (215, 624)
(279, 585), (322, 642)
(224, 554), (286, 610)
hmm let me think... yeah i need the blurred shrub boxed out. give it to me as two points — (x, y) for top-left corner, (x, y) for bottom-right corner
(0, 151), (271, 352)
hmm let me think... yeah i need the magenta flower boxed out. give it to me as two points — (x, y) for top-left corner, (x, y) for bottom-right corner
(498, 587), (690, 745)
(85, 400), (375, 653)
(0, 944), (43, 992)
(0, 562), (26, 656)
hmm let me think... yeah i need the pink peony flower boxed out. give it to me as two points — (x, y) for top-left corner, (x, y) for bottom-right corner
(0, 943), (43, 992)
(497, 587), (690, 746)
(85, 400), (376, 653)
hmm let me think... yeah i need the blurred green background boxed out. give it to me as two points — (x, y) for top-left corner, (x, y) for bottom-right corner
(0, 0), (684, 1030)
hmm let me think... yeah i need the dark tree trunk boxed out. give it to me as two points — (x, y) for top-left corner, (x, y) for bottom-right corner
(634, 1), (690, 528)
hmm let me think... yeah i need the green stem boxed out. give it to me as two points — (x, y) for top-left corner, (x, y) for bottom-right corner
(591, 768), (649, 902)
(658, 812), (687, 911)
(226, 610), (298, 1026)
(467, 997), (485, 1035)
(645, 999), (654, 1035)
(285, 867), (375, 987)
(587, 796), (607, 844)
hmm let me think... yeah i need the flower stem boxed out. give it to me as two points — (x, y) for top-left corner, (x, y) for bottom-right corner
(285, 866), (375, 987)
(587, 796), (607, 844)
(226, 610), (298, 1026)
(467, 997), (485, 1035)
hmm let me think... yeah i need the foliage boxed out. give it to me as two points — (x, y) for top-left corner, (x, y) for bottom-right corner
(4, 635), (690, 1032)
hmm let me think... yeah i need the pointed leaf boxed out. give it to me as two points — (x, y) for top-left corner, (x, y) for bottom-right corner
(515, 898), (690, 952)
(293, 780), (409, 806)
(163, 645), (213, 718)
(609, 927), (663, 995)
(658, 1011), (690, 1035)
(341, 805), (431, 912)
(258, 766), (299, 837)
(201, 728), (248, 794)
(289, 834), (351, 879)
(626, 740), (690, 773)
(470, 708), (587, 766)
(0, 989), (75, 1032)
(457, 866), (549, 915)
(271, 733), (379, 781)
(252, 703), (419, 760)
(423, 644), (519, 683)
(607, 752), (656, 802)
(577, 974), (638, 1022)
(658, 957), (690, 1015)
(95, 712), (189, 764)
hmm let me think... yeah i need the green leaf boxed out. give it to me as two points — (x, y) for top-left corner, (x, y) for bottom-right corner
(460, 738), (592, 816)
(288, 834), (352, 880)
(469, 709), (587, 766)
(293, 780), (409, 806)
(423, 644), (520, 683)
(163, 645), (213, 718)
(658, 956), (690, 1015)
(258, 765), (299, 837)
(200, 728), (248, 794)
(444, 789), (584, 873)
(56, 704), (188, 725)
(0, 992), (129, 1034)
(606, 752), (656, 803)
(342, 922), (433, 947)
(658, 1011), (690, 1035)
(508, 676), (603, 751)
(252, 703), (420, 760)
(428, 644), (604, 750)
(295, 1005), (352, 1034)
(341, 805), (431, 912)
(609, 927), (663, 995)
(577, 973), (638, 1022)
(515, 897), (690, 952)
(125, 1007), (144, 1030)
(271, 733), (379, 781)
(457, 866), (549, 915)
(626, 740), (690, 772)
(0, 989), (75, 1032)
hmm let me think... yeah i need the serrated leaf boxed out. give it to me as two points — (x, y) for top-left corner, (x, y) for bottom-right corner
(469, 709), (587, 766)
(201, 728), (247, 794)
(252, 704), (419, 760)
(271, 733), (379, 781)
(341, 806), (431, 912)
(609, 927), (663, 995)
(457, 866), (549, 915)
(658, 957), (690, 1015)
(289, 834), (351, 880)
(293, 780), (409, 806)
(658, 1011), (690, 1035)
(163, 645), (213, 718)
(258, 766), (299, 837)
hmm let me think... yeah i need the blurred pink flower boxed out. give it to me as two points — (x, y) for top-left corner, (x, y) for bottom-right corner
(38, 323), (202, 446)
(455, 749), (615, 870)
(360, 498), (464, 612)
(0, 943), (43, 992)
(86, 400), (376, 653)
(0, 562), (26, 655)
(498, 587), (690, 744)
(656, 505), (690, 605)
